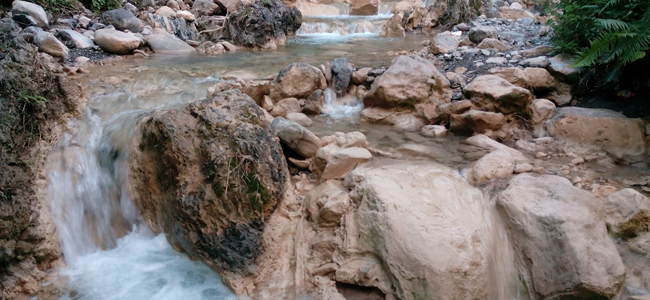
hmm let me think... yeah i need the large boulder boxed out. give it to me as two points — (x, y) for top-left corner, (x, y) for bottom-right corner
(146, 29), (195, 54)
(363, 55), (450, 108)
(100, 8), (144, 33)
(463, 75), (533, 114)
(602, 189), (650, 239)
(33, 31), (68, 59)
(349, 0), (378, 15)
(129, 89), (289, 274)
(227, 0), (302, 49)
(546, 107), (647, 159)
(94, 28), (144, 54)
(11, 0), (48, 28)
(270, 63), (326, 100)
(498, 174), (626, 299)
(346, 161), (516, 299)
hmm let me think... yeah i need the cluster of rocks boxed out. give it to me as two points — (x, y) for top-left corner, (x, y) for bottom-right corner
(5, 0), (301, 65)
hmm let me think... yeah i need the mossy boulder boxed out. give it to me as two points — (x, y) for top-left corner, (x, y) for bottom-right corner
(129, 89), (289, 274)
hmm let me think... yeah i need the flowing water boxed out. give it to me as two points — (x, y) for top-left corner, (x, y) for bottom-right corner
(46, 14), (520, 300)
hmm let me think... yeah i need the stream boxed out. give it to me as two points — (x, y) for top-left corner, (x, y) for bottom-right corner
(45, 12), (438, 299)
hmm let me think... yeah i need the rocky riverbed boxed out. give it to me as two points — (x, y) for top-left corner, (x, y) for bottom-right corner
(1, 0), (650, 299)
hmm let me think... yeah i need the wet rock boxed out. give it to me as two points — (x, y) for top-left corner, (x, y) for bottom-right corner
(429, 31), (459, 54)
(450, 110), (506, 134)
(331, 58), (353, 97)
(94, 28), (144, 54)
(271, 116), (322, 158)
(421, 125), (447, 137)
(381, 12), (405, 37)
(270, 97), (301, 117)
(286, 112), (312, 127)
(523, 67), (555, 94)
(351, 68), (370, 85)
(34, 31), (68, 59)
(302, 89), (325, 115)
(390, 113), (427, 132)
(602, 189), (650, 239)
(347, 161), (508, 300)
(12, 0), (48, 28)
(468, 26), (497, 44)
(547, 107), (647, 160)
(146, 29), (195, 53)
(498, 174), (626, 299)
(463, 75), (533, 114)
(130, 89), (288, 275)
(321, 147), (371, 180)
(101, 8), (144, 33)
(548, 54), (581, 83)
(58, 29), (94, 49)
(227, 0), (302, 49)
(363, 55), (450, 108)
(360, 107), (396, 123)
(477, 38), (510, 51)
(350, 0), (378, 16)
(270, 63), (326, 100)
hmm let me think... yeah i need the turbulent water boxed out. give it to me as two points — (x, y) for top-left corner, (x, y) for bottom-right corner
(45, 11), (520, 299)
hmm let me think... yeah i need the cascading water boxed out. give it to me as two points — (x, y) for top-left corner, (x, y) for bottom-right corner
(46, 72), (237, 300)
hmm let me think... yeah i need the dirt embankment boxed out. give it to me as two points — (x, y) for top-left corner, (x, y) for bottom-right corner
(0, 15), (84, 299)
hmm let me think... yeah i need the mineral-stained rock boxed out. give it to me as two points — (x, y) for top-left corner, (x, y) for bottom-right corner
(227, 0), (302, 49)
(129, 89), (288, 275)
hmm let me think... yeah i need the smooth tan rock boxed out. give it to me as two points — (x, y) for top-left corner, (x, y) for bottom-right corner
(429, 31), (460, 54)
(391, 0), (413, 13)
(477, 38), (510, 51)
(498, 7), (535, 20)
(450, 110), (506, 134)
(349, 0), (378, 15)
(390, 113), (427, 132)
(286, 112), (313, 127)
(464, 134), (527, 162)
(334, 131), (369, 148)
(381, 12), (405, 37)
(146, 30), (195, 54)
(463, 75), (533, 114)
(529, 98), (555, 124)
(270, 63), (327, 100)
(321, 147), (371, 180)
(488, 67), (530, 89)
(310, 143), (339, 176)
(272, 117), (322, 158)
(521, 45), (554, 57)
(548, 54), (581, 83)
(498, 174), (626, 299)
(421, 125), (447, 137)
(468, 26), (497, 44)
(297, 2), (339, 16)
(602, 189), (650, 239)
(523, 67), (555, 93)
(547, 107), (647, 159)
(94, 28), (144, 55)
(12, 0), (48, 27)
(514, 162), (533, 173)
(364, 55), (450, 108)
(156, 5), (176, 17)
(471, 150), (514, 184)
(302, 89), (325, 115)
(206, 80), (242, 98)
(306, 180), (350, 224)
(176, 10), (196, 21)
(360, 107), (396, 123)
(351, 68), (371, 84)
(34, 31), (68, 59)
(270, 97), (301, 117)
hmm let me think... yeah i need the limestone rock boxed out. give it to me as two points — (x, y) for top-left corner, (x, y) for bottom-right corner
(176, 10), (196, 21)
(311, 143), (339, 176)
(94, 28), (144, 54)
(360, 107), (396, 123)
(548, 54), (581, 83)
(488, 67), (530, 89)
(471, 150), (514, 184)
(270, 98), (301, 117)
(129, 89), (288, 275)
(547, 107), (647, 159)
(350, 0), (378, 15)
(34, 31), (68, 59)
(498, 174), (626, 299)
(242, 80), (270, 106)
(146, 29), (195, 54)
(270, 63), (326, 100)
(101, 8), (144, 33)
(421, 125), (447, 137)
(58, 29), (94, 49)
(520, 56), (549, 68)
(364, 55), (450, 108)
(468, 26), (497, 44)
(477, 38), (510, 51)
(302, 89), (325, 115)
(271, 117), (322, 158)
(528, 99), (555, 124)
(306, 180), (350, 224)
(11, 0), (48, 28)
(296, 2), (339, 16)
(351, 68), (370, 85)
(450, 110), (506, 134)
(156, 6), (176, 17)
(463, 75), (533, 114)
(429, 31), (459, 54)
(602, 188), (650, 239)
(227, 0), (302, 49)
(321, 147), (372, 180)
(286, 112), (313, 127)
(381, 12), (405, 37)
(523, 67), (555, 94)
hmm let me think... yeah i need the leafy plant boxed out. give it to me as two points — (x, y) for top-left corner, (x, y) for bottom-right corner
(552, 0), (650, 69)
(88, 0), (120, 12)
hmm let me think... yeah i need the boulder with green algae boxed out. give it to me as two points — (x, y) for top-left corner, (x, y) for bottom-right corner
(129, 89), (289, 275)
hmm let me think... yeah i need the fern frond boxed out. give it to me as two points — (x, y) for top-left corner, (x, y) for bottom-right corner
(596, 19), (629, 31)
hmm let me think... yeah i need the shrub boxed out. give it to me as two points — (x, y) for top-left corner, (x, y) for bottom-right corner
(552, 0), (650, 71)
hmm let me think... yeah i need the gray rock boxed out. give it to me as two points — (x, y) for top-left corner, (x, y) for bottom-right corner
(192, 0), (221, 16)
(100, 8), (144, 33)
(11, 0), (48, 28)
(331, 57), (353, 97)
(58, 29), (94, 49)
(34, 31), (68, 59)
(520, 56), (549, 68)
(430, 31), (460, 54)
(468, 26), (498, 44)
(146, 29), (195, 53)
(548, 54), (581, 83)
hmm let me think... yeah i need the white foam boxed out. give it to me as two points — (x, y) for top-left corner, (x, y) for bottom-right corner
(60, 227), (237, 300)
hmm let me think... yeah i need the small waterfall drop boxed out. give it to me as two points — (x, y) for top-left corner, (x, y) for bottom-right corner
(47, 73), (236, 300)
